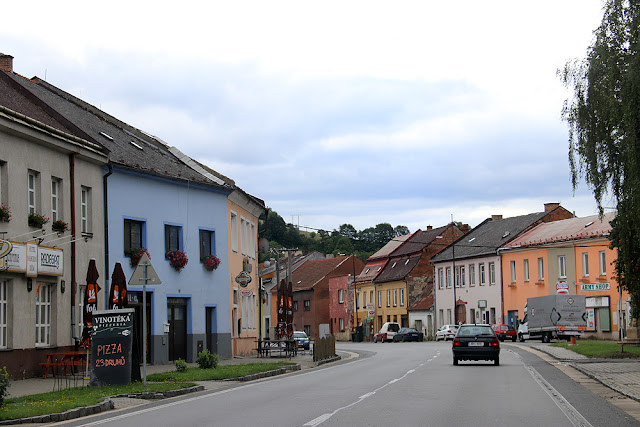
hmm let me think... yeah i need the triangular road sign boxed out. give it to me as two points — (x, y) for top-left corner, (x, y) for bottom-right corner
(128, 253), (162, 285)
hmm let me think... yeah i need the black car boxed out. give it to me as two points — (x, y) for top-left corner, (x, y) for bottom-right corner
(452, 324), (500, 366)
(392, 327), (423, 342)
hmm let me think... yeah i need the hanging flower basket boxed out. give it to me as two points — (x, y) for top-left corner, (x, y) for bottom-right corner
(52, 219), (69, 233)
(125, 247), (150, 268)
(203, 255), (221, 271)
(166, 249), (188, 271)
(0, 205), (10, 222)
(28, 212), (49, 228)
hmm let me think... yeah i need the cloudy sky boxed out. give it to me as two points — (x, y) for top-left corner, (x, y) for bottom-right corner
(2, 1), (608, 232)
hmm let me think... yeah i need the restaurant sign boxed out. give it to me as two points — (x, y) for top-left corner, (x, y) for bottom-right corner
(90, 309), (134, 387)
(1, 242), (63, 276)
(580, 282), (611, 292)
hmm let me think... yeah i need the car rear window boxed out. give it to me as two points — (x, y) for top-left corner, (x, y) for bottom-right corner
(293, 332), (307, 338)
(458, 326), (494, 336)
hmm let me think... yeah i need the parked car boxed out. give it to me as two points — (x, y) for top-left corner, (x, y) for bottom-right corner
(392, 327), (423, 342)
(293, 331), (310, 350)
(435, 324), (458, 341)
(374, 322), (400, 342)
(452, 324), (500, 366)
(492, 324), (517, 342)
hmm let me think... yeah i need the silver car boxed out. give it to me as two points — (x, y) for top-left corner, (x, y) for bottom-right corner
(436, 324), (459, 341)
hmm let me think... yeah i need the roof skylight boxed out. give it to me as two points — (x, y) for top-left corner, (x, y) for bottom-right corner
(130, 141), (143, 150)
(99, 131), (113, 140)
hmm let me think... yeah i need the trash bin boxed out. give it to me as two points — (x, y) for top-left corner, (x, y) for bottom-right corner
(351, 333), (357, 342)
(355, 326), (364, 342)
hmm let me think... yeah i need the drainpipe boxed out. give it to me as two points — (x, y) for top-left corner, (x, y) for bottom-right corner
(69, 154), (77, 343)
(103, 163), (113, 309)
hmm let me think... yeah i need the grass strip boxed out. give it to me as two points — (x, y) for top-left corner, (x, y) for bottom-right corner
(551, 339), (640, 358)
(147, 362), (296, 382)
(0, 382), (195, 421)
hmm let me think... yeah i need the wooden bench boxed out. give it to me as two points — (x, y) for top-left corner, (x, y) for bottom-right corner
(40, 351), (89, 379)
(617, 339), (640, 353)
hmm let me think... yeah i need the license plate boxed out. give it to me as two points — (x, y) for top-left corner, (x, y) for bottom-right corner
(468, 342), (484, 347)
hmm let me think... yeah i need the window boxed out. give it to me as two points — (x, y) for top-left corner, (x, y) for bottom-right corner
(294, 301), (298, 312)
(447, 309), (452, 324)
(338, 289), (344, 304)
(599, 251), (606, 275)
(393, 289), (397, 306)
(480, 264), (486, 285)
(28, 170), (39, 214)
(339, 318), (345, 331)
(124, 219), (144, 253)
(378, 291), (382, 308)
(400, 288), (404, 306)
(304, 300), (310, 312)
(51, 178), (61, 222)
(524, 259), (530, 282)
(510, 260), (516, 283)
(582, 253), (589, 277)
(199, 229), (215, 261)
(250, 223), (256, 258)
(439, 309), (444, 326)
(35, 283), (52, 346)
(446, 267), (452, 288)
(363, 291), (367, 307)
(230, 212), (238, 253)
(304, 325), (311, 337)
(454, 267), (460, 288)
(438, 268), (444, 289)
(538, 257), (544, 280)
(80, 187), (91, 233)
(0, 280), (6, 349)
(370, 291), (373, 304)
(489, 262), (496, 285)
(558, 255), (567, 278)
(165, 225), (182, 253)
(240, 218), (246, 255)
(386, 290), (391, 307)
(356, 292), (360, 309)
(469, 264), (475, 287)
(460, 266), (465, 287)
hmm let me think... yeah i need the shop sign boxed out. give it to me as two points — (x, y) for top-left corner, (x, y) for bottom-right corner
(38, 246), (63, 276)
(90, 309), (134, 387)
(240, 290), (254, 297)
(2, 242), (63, 277)
(0, 240), (12, 258)
(26, 243), (38, 277)
(3, 243), (26, 272)
(586, 295), (610, 308)
(580, 282), (610, 292)
(235, 271), (252, 287)
(366, 303), (375, 317)
(556, 280), (569, 294)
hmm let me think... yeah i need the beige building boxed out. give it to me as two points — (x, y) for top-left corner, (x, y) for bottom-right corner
(0, 63), (108, 378)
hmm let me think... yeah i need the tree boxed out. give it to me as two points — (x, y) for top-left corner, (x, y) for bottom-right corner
(394, 225), (410, 237)
(338, 224), (358, 240)
(560, 0), (640, 318)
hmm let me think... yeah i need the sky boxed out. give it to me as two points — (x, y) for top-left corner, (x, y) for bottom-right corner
(1, 1), (610, 233)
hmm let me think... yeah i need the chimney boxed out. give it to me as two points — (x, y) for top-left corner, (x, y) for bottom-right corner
(491, 215), (503, 221)
(460, 224), (470, 233)
(544, 202), (560, 212)
(0, 53), (13, 72)
(426, 225), (433, 230)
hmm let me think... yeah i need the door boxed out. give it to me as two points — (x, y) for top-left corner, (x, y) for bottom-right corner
(456, 304), (466, 324)
(206, 307), (217, 354)
(168, 299), (187, 361)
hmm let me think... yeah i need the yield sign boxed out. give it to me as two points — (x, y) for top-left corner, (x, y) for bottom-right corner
(128, 253), (162, 285)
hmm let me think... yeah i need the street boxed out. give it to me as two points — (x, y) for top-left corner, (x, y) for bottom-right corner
(68, 341), (639, 427)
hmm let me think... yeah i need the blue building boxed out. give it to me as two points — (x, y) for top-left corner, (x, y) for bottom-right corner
(7, 71), (235, 362)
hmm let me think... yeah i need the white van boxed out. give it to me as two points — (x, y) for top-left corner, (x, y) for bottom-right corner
(374, 322), (401, 342)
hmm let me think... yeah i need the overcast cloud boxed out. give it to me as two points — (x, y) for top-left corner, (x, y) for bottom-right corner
(1, 1), (608, 232)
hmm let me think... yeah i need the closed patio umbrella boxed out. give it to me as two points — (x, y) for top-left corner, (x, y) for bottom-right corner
(80, 259), (100, 349)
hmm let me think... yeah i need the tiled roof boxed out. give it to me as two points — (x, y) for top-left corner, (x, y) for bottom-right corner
(367, 232), (415, 261)
(355, 260), (387, 284)
(432, 211), (552, 262)
(407, 287), (434, 311)
(504, 213), (615, 248)
(292, 256), (351, 291)
(374, 254), (421, 284)
(391, 225), (450, 257)
(1, 70), (233, 191)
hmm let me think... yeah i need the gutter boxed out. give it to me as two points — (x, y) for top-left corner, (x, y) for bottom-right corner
(102, 163), (113, 309)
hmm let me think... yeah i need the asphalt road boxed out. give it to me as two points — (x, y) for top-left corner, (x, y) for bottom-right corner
(67, 341), (639, 427)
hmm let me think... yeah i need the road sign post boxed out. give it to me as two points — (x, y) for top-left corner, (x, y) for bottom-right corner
(128, 253), (161, 389)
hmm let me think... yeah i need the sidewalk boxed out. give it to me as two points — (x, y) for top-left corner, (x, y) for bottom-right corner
(7, 351), (319, 399)
(533, 344), (640, 401)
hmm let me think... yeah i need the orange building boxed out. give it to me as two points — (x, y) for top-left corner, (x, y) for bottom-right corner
(500, 213), (629, 340)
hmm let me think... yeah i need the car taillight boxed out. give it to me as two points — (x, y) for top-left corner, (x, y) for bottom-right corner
(491, 338), (499, 347)
(453, 338), (460, 346)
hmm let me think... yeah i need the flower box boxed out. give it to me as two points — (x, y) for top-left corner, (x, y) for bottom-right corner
(166, 249), (188, 271)
(203, 255), (221, 271)
(0, 205), (10, 222)
(125, 247), (150, 267)
(28, 212), (49, 228)
(52, 220), (69, 233)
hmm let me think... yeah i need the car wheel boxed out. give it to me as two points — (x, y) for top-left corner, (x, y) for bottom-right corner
(494, 357), (500, 366)
(542, 333), (551, 343)
(499, 337), (504, 342)
(512, 336), (517, 342)
(453, 357), (458, 366)
(518, 334), (525, 342)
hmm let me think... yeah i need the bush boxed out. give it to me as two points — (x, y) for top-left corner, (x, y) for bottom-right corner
(0, 366), (10, 407)
(196, 350), (219, 369)
(175, 359), (188, 372)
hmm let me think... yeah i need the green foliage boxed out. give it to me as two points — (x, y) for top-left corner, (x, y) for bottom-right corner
(0, 366), (9, 407)
(147, 362), (295, 381)
(196, 350), (219, 369)
(551, 340), (640, 359)
(560, 0), (640, 318)
(175, 358), (188, 372)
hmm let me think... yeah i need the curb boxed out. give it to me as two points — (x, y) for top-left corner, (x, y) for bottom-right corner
(315, 355), (341, 366)
(0, 385), (205, 425)
(226, 364), (301, 382)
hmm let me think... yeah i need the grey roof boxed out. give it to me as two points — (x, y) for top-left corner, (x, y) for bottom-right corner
(391, 225), (450, 257)
(432, 212), (551, 262)
(374, 253), (421, 284)
(1, 70), (233, 191)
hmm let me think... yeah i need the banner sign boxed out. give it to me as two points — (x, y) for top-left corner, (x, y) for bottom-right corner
(2, 242), (63, 276)
(38, 246), (64, 276)
(90, 309), (134, 387)
(26, 242), (38, 277)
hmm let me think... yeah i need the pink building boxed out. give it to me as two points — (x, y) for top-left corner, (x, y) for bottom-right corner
(329, 275), (351, 340)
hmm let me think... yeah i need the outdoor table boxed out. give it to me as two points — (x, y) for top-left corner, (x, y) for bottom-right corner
(40, 351), (89, 379)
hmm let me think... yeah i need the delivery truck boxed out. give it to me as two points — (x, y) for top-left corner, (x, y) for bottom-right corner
(517, 294), (587, 343)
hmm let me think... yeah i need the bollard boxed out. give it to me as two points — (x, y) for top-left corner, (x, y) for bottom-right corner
(570, 336), (577, 346)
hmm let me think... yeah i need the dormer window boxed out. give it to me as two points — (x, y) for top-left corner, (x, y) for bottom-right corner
(99, 131), (113, 140)
(130, 141), (143, 150)
(392, 262), (397, 268)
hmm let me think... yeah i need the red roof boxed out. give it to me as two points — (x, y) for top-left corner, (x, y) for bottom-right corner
(504, 213), (615, 248)
(367, 232), (415, 261)
(355, 260), (387, 284)
(407, 287), (434, 311)
(291, 256), (352, 291)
